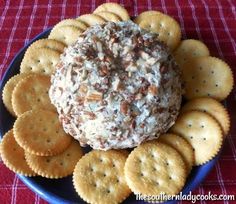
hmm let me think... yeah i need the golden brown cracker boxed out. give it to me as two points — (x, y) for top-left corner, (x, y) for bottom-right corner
(174, 39), (210, 68)
(77, 14), (106, 26)
(170, 110), (223, 165)
(182, 56), (234, 101)
(134, 10), (163, 24)
(181, 97), (230, 136)
(20, 47), (60, 75)
(53, 19), (88, 31)
(0, 129), (36, 176)
(158, 133), (194, 174)
(12, 74), (56, 116)
(2, 73), (32, 116)
(96, 11), (121, 22)
(25, 139), (83, 178)
(94, 3), (130, 21)
(137, 13), (181, 51)
(124, 142), (187, 200)
(73, 150), (131, 204)
(13, 110), (72, 156)
(48, 25), (83, 46)
(26, 39), (66, 53)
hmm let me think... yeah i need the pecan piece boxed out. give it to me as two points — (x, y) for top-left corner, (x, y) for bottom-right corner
(99, 65), (109, 76)
(135, 93), (142, 100)
(79, 84), (88, 94)
(130, 120), (136, 129)
(148, 85), (158, 95)
(56, 62), (64, 69)
(139, 87), (147, 95)
(83, 111), (96, 120)
(86, 91), (103, 101)
(76, 97), (84, 105)
(160, 65), (168, 74)
(120, 101), (129, 115)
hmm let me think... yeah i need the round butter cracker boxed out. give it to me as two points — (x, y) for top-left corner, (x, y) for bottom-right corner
(20, 47), (60, 75)
(12, 74), (56, 116)
(77, 14), (106, 26)
(158, 133), (194, 174)
(96, 11), (121, 22)
(73, 150), (131, 204)
(48, 25), (83, 46)
(13, 110), (72, 156)
(134, 10), (163, 24)
(181, 97), (230, 136)
(25, 39), (66, 54)
(0, 129), (36, 176)
(25, 140), (83, 178)
(182, 56), (234, 101)
(93, 3), (130, 21)
(170, 110), (223, 165)
(53, 18), (88, 31)
(174, 39), (210, 68)
(2, 73), (32, 116)
(124, 142), (187, 202)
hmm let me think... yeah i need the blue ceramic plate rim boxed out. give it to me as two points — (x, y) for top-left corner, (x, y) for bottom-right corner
(0, 28), (221, 204)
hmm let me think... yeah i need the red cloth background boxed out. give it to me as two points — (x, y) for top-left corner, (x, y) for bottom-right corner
(0, 0), (236, 204)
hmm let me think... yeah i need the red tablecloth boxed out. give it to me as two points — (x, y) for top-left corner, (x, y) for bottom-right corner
(0, 0), (236, 204)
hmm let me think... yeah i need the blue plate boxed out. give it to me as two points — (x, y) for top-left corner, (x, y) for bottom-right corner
(0, 29), (220, 204)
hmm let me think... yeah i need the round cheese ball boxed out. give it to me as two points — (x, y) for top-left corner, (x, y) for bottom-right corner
(49, 21), (182, 150)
